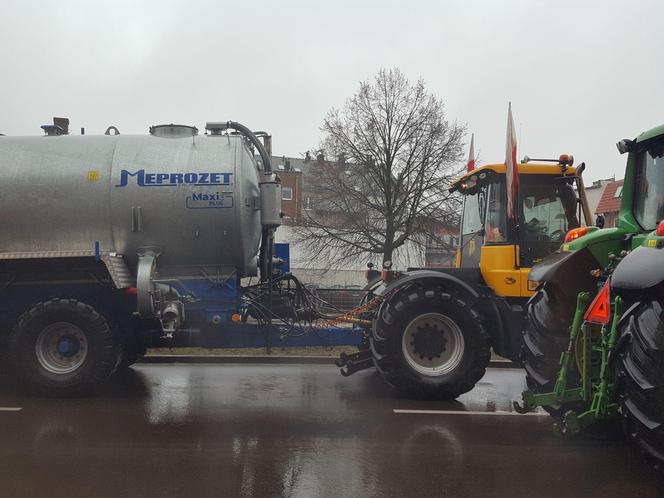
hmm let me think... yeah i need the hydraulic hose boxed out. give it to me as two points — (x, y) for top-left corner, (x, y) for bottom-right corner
(210, 123), (276, 297)
(206, 121), (276, 283)
(206, 121), (272, 172)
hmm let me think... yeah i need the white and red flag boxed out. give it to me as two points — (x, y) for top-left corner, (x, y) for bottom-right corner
(467, 133), (475, 172)
(505, 103), (519, 221)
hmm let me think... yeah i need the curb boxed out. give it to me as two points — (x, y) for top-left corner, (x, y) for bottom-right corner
(139, 355), (519, 369)
(140, 355), (336, 365)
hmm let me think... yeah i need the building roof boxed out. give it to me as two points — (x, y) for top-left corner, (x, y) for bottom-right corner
(585, 177), (615, 190)
(595, 179), (624, 214)
(271, 155), (307, 172)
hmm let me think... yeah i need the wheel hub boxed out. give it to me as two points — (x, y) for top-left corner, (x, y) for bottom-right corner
(411, 324), (447, 360)
(401, 312), (465, 376)
(35, 322), (88, 374)
(57, 336), (81, 357)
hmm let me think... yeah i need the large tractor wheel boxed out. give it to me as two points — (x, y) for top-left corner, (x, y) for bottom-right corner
(522, 283), (580, 416)
(618, 298), (664, 468)
(370, 286), (490, 399)
(7, 298), (122, 396)
(524, 282), (623, 438)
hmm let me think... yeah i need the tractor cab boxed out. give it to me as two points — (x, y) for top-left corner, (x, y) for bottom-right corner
(450, 156), (590, 298)
(620, 131), (664, 235)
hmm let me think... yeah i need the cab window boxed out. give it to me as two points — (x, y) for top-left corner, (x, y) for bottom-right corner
(634, 141), (664, 231)
(520, 178), (579, 265)
(459, 184), (487, 267)
(461, 186), (486, 236)
(485, 180), (507, 243)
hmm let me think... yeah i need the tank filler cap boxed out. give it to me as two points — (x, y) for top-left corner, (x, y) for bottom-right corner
(149, 124), (198, 138)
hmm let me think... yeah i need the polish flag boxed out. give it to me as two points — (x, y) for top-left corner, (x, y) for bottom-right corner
(505, 103), (519, 221)
(467, 133), (475, 172)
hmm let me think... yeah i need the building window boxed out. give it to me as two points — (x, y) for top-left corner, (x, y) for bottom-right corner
(282, 187), (293, 201)
(305, 196), (313, 210)
(614, 186), (623, 198)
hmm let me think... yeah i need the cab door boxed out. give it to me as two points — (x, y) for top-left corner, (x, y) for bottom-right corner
(458, 184), (486, 268)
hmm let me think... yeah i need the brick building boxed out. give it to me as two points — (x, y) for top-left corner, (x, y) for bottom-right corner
(595, 179), (624, 228)
(271, 155), (304, 224)
(584, 176), (615, 219)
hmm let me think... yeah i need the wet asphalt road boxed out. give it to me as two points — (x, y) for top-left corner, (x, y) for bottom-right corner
(0, 364), (660, 498)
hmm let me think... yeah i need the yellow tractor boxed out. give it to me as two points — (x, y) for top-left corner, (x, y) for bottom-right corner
(341, 155), (594, 399)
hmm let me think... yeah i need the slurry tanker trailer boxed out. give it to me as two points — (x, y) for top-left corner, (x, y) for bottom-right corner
(0, 121), (294, 395)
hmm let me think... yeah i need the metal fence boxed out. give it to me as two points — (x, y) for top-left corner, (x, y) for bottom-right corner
(310, 287), (368, 314)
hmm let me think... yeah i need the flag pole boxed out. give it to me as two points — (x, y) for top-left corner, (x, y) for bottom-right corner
(467, 133), (475, 172)
(513, 190), (520, 270)
(505, 102), (520, 270)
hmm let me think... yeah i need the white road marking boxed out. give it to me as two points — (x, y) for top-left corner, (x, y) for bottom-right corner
(393, 408), (548, 417)
(0, 407), (22, 412)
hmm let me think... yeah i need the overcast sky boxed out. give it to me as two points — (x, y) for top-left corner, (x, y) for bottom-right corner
(1, 0), (662, 182)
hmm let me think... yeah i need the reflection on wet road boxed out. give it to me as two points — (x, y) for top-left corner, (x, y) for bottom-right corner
(0, 365), (659, 497)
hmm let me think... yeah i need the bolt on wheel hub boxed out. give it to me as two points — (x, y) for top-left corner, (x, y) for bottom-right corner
(402, 313), (465, 376)
(35, 322), (88, 374)
(411, 324), (447, 360)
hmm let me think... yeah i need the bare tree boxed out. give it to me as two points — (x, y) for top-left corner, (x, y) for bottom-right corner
(295, 68), (465, 268)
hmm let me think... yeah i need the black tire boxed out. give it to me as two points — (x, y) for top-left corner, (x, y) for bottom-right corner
(524, 283), (624, 439)
(7, 298), (121, 396)
(618, 299), (664, 468)
(522, 283), (581, 417)
(370, 285), (490, 400)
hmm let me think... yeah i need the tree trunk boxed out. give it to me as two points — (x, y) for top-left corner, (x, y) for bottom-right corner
(382, 242), (394, 267)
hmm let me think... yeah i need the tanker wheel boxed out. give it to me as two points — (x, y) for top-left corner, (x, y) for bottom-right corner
(370, 286), (490, 400)
(7, 298), (121, 396)
(617, 298), (664, 469)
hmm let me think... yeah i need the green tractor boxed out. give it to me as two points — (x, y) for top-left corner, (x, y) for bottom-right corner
(517, 123), (664, 467)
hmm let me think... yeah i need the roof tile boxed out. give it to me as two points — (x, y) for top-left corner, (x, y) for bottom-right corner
(595, 179), (624, 214)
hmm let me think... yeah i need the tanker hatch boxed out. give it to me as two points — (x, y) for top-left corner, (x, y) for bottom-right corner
(149, 124), (198, 138)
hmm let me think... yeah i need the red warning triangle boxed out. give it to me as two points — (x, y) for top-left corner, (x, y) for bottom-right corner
(584, 279), (611, 324)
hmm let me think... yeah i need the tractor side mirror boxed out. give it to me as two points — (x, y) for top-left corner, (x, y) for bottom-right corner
(616, 139), (635, 155)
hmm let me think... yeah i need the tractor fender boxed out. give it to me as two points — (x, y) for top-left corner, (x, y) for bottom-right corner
(612, 246), (664, 291)
(373, 269), (507, 356)
(375, 269), (480, 301)
(528, 247), (598, 298)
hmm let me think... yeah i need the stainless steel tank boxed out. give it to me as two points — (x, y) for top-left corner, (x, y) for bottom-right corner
(0, 131), (265, 276)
